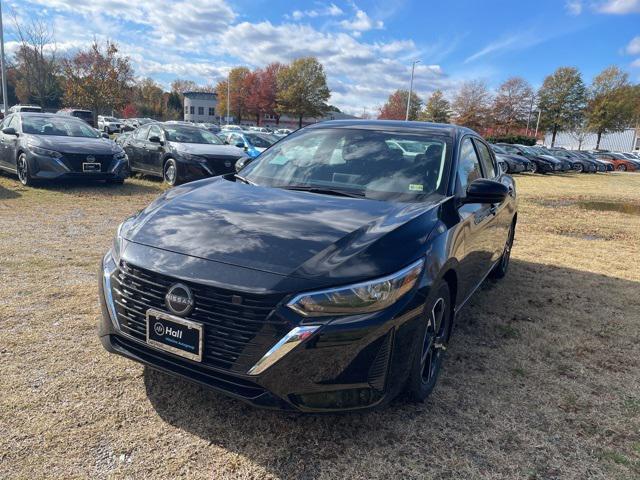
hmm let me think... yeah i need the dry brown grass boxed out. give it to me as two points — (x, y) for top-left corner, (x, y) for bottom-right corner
(1, 172), (639, 479)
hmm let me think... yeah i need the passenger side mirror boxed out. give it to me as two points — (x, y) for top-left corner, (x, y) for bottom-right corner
(102, 132), (110, 139)
(149, 135), (162, 144)
(2, 127), (17, 136)
(462, 178), (509, 204)
(235, 141), (246, 149)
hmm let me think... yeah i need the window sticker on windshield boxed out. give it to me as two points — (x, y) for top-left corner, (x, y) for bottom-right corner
(409, 184), (424, 192)
(269, 155), (289, 165)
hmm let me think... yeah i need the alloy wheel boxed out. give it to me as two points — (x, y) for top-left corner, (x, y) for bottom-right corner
(617, 164), (627, 171)
(530, 162), (537, 173)
(421, 297), (447, 384)
(164, 161), (177, 185)
(17, 155), (29, 185)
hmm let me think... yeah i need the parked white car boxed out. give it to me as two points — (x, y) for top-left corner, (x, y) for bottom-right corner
(8, 104), (43, 113)
(97, 116), (123, 134)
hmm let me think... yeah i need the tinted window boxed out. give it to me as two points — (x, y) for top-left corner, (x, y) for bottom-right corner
(21, 116), (99, 138)
(245, 133), (274, 148)
(242, 127), (450, 201)
(148, 125), (162, 140)
(164, 126), (222, 144)
(457, 138), (483, 193)
(4, 115), (17, 131)
(474, 139), (496, 178)
(134, 125), (150, 140)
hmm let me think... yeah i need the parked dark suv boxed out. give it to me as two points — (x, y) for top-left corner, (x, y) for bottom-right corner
(99, 120), (517, 412)
(57, 108), (95, 128)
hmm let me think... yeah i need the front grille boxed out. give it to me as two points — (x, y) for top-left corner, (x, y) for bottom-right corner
(202, 155), (241, 175)
(110, 261), (289, 373)
(61, 153), (113, 172)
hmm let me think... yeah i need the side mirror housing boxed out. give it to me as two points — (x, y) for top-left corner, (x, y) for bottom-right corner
(148, 135), (162, 144)
(102, 132), (110, 139)
(2, 127), (17, 136)
(235, 156), (252, 172)
(235, 141), (245, 149)
(462, 178), (509, 204)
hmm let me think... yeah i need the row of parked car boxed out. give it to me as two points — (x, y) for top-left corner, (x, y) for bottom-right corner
(491, 143), (639, 174)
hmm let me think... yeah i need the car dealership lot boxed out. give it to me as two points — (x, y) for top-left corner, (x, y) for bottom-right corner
(1, 173), (639, 479)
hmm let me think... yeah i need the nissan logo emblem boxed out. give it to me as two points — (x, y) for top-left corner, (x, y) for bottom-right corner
(165, 283), (194, 316)
(87, 155), (96, 162)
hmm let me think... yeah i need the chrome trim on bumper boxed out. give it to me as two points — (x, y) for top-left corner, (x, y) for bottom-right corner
(247, 326), (320, 375)
(102, 251), (119, 329)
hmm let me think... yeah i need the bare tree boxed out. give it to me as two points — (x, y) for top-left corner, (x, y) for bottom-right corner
(12, 16), (62, 108)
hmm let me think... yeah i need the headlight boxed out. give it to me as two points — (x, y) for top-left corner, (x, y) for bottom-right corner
(287, 259), (424, 317)
(30, 145), (62, 158)
(112, 222), (125, 261)
(181, 152), (205, 162)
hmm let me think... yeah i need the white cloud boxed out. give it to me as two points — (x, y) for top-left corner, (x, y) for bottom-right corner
(289, 4), (343, 20)
(626, 36), (640, 54)
(340, 9), (383, 33)
(566, 0), (583, 15)
(596, 0), (640, 13)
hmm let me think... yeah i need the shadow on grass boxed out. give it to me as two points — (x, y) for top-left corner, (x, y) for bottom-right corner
(29, 177), (163, 197)
(0, 182), (21, 200)
(143, 258), (640, 478)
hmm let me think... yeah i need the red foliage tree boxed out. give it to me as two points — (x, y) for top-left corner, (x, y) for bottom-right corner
(121, 103), (139, 118)
(244, 63), (283, 125)
(378, 89), (422, 120)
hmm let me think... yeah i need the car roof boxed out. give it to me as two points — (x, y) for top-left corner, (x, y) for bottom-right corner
(306, 119), (470, 136)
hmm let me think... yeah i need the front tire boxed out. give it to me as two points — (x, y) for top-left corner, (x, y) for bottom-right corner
(529, 162), (538, 174)
(17, 153), (34, 187)
(163, 158), (180, 186)
(490, 221), (515, 279)
(406, 281), (451, 402)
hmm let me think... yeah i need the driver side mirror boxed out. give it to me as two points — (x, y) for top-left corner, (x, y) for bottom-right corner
(102, 132), (110, 139)
(149, 135), (163, 144)
(2, 127), (17, 136)
(462, 178), (509, 204)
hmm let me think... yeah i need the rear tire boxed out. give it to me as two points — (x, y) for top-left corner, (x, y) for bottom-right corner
(163, 158), (180, 186)
(406, 281), (451, 402)
(17, 153), (34, 187)
(529, 162), (537, 174)
(617, 164), (627, 172)
(490, 221), (515, 279)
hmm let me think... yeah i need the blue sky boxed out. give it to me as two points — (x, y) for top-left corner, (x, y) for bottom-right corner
(7, 0), (640, 114)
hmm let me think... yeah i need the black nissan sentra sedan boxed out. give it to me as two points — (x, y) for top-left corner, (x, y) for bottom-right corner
(0, 113), (129, 186)
(99, 120), (517, 412)
(122, 123), (248, 186)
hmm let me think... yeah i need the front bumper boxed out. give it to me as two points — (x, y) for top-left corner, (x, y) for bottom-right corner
(98, 247), (428, 412)
(27, 152), (129, 181)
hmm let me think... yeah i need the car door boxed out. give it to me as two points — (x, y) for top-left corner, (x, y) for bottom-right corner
(473, 138), (511, 264)
(0, 115), (20, 170)
(454, 137), (496, 300)
(145, 125), (165, 174)
(126, 125), (151, 172)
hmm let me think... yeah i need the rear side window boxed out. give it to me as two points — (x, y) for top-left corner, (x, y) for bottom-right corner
(474, 139), (497, 178)
(457, 138), (483, 193)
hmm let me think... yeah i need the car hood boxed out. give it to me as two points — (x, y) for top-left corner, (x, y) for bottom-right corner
(170, 142), (245, 157)
(536, 154), (561, 164)
(27, 134), (117, 154)
(501, 153), (529, 163)
(123, 177), (440, 282)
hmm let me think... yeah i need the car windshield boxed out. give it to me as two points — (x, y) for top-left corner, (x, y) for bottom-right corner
(138, 118), (153, 125)
(164, 126), (223, 144)
(104, 117), (118, 122)
(241, 128), (451, 201)
(491, 144), (507, 154)
(22, 116), (100, 138)
(246, 133), (274, 148)
(21, 107), (42, 113)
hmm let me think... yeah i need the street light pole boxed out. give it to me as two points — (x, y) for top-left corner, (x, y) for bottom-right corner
(0, 0), (9, 115)
(405, 60), (420, 121)
(534, 109), (542, 138)
(226, 73), (230, 126)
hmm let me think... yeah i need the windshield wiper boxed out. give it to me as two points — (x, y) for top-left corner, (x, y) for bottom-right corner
(234, 174), (255, 185)
(278, 185), (365, 198)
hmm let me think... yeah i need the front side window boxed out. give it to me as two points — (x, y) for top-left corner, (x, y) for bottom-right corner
(134, 125), (151, 140)
(245, 133), (274, 148)
(457, 138), (483, 194)
(242, 128), (451, 201)
(164, 126), (222, 144)
(474, 139), (496, 178)
(148, 125), (162, 140)
(21, 116), (100, 138)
